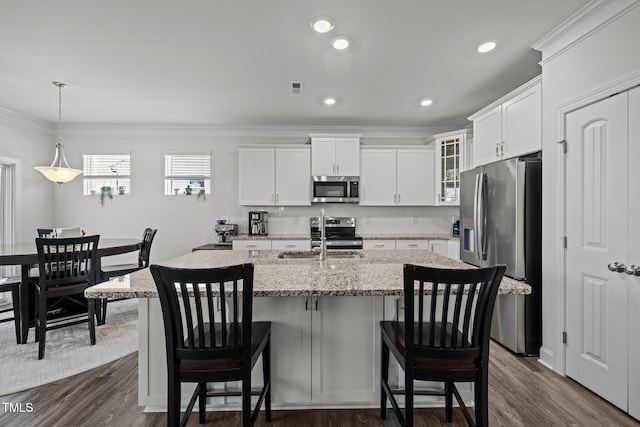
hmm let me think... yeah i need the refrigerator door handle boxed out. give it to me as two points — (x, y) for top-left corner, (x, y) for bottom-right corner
(473, 174), (481, 260)
(475, 172), (488, 261)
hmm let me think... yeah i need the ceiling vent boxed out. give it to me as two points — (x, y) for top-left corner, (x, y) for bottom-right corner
(290, 81), (303, 94)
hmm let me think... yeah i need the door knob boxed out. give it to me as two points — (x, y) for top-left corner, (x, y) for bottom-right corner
(607, 262), (626, 273)
(625, 264), (640, 276)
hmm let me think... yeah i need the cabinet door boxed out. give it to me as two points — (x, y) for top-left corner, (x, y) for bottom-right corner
(502, 83), (541, 158)
(363, 240), (396, 250)
(275, 148), (311, 205)
(232, 240), (272, 250)
(434, 134), (464, 205)
(473, 105), (502, 167)
(359, 149), (397, 205)
(239, 148), (275, 205)
(311, 296), (382, 404)
(311, 138), (336, 176)
(396, 148), (434, 205)
(628, 86), (640, 419)
(334, 137), (360, 176)
(447, 240), (460, 261)
(253, 297), (312, 404)
(429, 240), (448, 257)
(271, 240), (312, 251)
(396, 240), (430, 250)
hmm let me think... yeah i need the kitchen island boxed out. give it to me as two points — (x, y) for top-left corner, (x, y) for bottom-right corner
(86, 249), (529, 412)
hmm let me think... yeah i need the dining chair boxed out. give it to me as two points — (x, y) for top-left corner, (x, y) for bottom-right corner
(150, 263), (271, 427)
(98, 227), (157, 323)
(0, 277), (21, 344)
(34, 235), (100, 360)
(380, 264), (506, 427)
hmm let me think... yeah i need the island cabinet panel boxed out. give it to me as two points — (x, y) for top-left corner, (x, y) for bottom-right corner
(253, 297), (312, 404)
(311, 296), (383, 404)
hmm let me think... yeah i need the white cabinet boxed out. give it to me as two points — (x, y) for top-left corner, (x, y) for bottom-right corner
(430, 129), (470, 205)
(239, 147), (310, 206)
(469, 77), (541, 167)
(254, 296), (382, 405)
(428, 240), (448, 256)
(447, 240), (460, 261)
(360, 148), (435, 206)
(310, 135), (360, 176)
(232, 240), (272, 250)
(363, 240), (396, 250)
(396, 240), (431, 250)
(271, 240), (311, 251)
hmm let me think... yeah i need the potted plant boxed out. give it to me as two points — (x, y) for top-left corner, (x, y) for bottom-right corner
(185, 185), (192, 195)
(99, 186), (114, 206)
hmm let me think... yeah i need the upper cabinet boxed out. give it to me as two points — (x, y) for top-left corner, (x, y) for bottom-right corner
(428, 129), (471, 206)
(310, 134), (361, 176)
(359, 147), (435, 206)
(239, 147), (311, 206)
(469, 76), (541, 167)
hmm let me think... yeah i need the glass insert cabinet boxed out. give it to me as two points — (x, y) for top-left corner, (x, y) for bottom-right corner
(430, 129), (471, 206)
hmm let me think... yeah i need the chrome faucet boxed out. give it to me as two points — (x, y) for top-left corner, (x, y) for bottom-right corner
(319, 208), (327, 261)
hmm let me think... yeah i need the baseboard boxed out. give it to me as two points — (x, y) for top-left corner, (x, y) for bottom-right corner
(537, 346), (555, 371)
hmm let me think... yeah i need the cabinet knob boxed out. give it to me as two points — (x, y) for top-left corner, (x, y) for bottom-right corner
(608, 261), (626, 273)
(496, 143), (500, 157)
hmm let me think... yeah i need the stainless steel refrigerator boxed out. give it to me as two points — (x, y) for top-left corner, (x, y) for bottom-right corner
(460, 154), (541, 355)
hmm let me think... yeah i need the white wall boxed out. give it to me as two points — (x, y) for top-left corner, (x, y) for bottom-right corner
(540, 4), (640, 371)
(55, 132), (457, 263)
(0, 119), (55, 242)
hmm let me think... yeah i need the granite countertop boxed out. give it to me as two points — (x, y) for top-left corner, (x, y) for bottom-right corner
(86, 249), (530, 298)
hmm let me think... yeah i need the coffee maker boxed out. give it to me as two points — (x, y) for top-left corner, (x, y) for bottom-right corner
(248, 211), (268, 235)
(214, 223), (238, 246)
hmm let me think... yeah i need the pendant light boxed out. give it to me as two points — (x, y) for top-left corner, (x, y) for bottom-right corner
(34, 82), (82, 184)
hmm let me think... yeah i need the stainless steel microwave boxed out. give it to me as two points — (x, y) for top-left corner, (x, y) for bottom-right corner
(312, 176), (359, 203)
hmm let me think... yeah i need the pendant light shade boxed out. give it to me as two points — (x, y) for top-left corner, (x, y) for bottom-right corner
(34, 82), (82, 184)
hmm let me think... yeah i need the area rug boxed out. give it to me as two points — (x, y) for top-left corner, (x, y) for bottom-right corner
(0, 298), (138, 396)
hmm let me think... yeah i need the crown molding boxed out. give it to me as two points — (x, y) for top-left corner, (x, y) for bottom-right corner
(532, 0), (640, 65)
(59, 123), (455, 140)
(0, 106), (456, 140)
(0, 106), (53, 135)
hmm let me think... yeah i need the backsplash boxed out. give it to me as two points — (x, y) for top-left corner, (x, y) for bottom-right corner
(232, 205), (459, 236)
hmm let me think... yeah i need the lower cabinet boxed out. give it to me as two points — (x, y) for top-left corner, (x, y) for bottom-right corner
(232, 240), (272, 250)
(363, 240), (396, 250)
(271, 240), (311, 251)
(252, 296), (383, 405)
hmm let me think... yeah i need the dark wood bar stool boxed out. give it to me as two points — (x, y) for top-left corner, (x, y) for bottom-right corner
(380, 264), (506, 427)
(0, 277), (21, 344)
(98, 227), (156, 323)
(150, 263), (271, 427)
(35, 235), (100, 360)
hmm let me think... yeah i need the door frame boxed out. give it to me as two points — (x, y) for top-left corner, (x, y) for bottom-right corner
(552, 69), (640, 376)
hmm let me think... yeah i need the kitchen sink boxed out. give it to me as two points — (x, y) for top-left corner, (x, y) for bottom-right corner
(277, 251), (364, 259)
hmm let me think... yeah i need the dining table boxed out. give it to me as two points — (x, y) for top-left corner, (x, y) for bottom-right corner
(0, 237), (143, 344)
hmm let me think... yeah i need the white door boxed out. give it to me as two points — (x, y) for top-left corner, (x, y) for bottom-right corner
(334, 137), (360, 176)
(396, 149), (435, 205)
(253, 297), (312, 404)
(359, 149), (397, 205)
(238, 148), (275, 205)
(311, 138), (336, 176)
(311, 296), (382, 403)
(473, 105), (501, 166)
(275, 148), (310, 205)
(627, 86), (640, 419)
(565, 92), (628, 410)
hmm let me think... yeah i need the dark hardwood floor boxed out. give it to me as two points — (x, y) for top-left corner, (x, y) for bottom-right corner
(1, 342), (638, 426)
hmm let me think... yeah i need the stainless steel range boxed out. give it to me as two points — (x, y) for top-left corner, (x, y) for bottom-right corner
(310, 216), (363, 250)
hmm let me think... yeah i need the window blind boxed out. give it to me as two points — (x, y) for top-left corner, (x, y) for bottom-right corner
(83, 154), (131, 195)
(164, 153), (211, 195)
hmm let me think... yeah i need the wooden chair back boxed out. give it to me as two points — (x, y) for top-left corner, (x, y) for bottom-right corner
(150, 263), (255, 374)
(403, 264), (506, 374)
(138, 228), (157, 268)
(36, 235), (100, 288)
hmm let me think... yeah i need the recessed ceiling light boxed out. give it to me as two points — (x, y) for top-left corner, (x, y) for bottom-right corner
(311, 17), (334, 33)
(332, 37), (350, 50)
(477, 41), (496, 53)
(324, 97), (337, 105)
(420, 99), (433, 107)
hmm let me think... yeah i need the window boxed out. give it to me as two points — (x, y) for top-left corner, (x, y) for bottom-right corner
(83, 153), (131, 196)
(164, 153), (211, 195)
(0, 160), (17, 279)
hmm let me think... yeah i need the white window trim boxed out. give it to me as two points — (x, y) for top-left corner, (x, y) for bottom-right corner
(0, 156), (22, 278)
